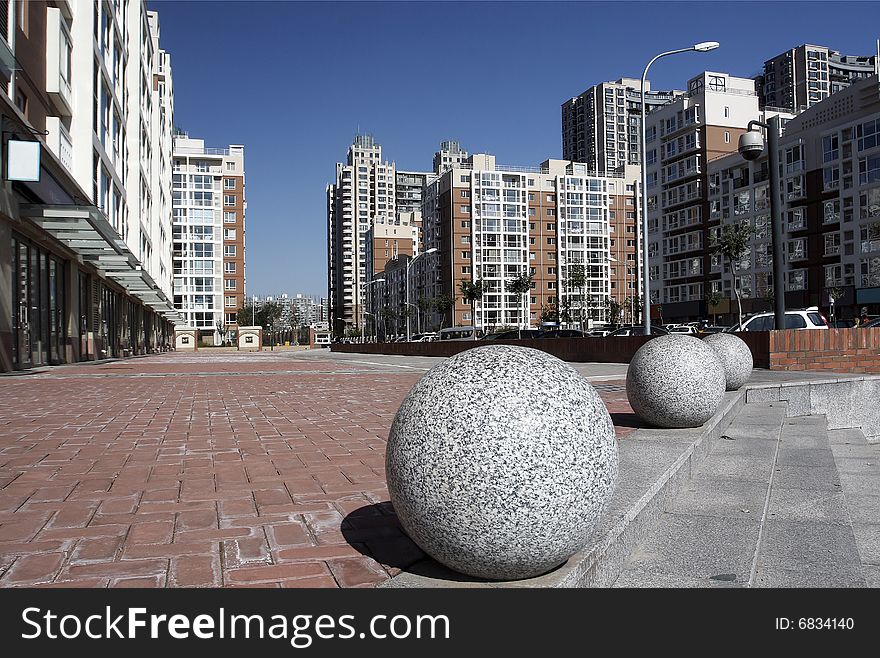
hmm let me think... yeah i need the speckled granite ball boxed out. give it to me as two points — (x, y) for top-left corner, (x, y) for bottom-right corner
(386, 345), (618, 581)
(702, 333), (753, 391)
(626, 335), (725, 428)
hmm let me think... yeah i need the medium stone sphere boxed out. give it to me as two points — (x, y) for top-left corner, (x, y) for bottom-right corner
(626, 335), (725, 428)
(386, 345), (618, 581)
(702, 333), (753, 391)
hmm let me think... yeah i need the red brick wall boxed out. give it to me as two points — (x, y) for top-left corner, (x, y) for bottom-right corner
(768, 329), (880, 374)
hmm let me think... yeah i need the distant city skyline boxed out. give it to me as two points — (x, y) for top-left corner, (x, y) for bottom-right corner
(149, 0), (880, 297)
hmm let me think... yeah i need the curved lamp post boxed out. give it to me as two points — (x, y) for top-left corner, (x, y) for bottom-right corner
(640, 41), (719, 336)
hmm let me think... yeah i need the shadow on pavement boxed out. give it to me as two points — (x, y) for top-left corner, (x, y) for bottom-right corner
(341, 503), (491, 583)
(610, 411), (651, 430)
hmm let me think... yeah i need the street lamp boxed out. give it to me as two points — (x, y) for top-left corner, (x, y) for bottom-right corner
(640, 40), (719, 335)
(406, 247), (438, 342)
(739, 118), (785, 330)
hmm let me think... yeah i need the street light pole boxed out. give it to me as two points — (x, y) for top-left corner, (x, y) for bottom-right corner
(640, 41), (720, 336)
(741, 116), (785, 330)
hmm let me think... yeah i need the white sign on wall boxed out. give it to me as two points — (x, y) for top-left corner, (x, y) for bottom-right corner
(7, 140), (41, 182)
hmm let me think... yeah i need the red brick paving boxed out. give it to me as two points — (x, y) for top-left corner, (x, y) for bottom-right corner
(0, 351), (633, 588)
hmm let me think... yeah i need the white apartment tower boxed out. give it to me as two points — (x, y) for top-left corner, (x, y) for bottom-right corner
(172, 136), (246, 343)
(41, 1), (174, 297)
(328, 135), (399, 335)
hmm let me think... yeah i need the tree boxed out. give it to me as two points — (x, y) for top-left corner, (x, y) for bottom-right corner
(416, 295), (432, 333)
(604, 297), (624, 328)
(704, 289), (725, 326)
(711, 224), (755, 329)
(431, 293), (455, 330)
(459, 279), (485, 340)
(504, 271), (533, 339)
(215, 318), (227, 346)
(567, 263), (586, 331)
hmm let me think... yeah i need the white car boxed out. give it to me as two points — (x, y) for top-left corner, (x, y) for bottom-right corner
(728, 308), (828, 331)
(668, 325), (697, 335)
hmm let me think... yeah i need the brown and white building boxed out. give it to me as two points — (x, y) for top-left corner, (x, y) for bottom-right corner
(388, 154), (639, 333)
(645, 71), (795, 323)
(172, 135), (246, 343)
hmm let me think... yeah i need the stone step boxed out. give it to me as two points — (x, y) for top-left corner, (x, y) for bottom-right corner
(828, 427), (880, 588)
(614, 404), (870, 587)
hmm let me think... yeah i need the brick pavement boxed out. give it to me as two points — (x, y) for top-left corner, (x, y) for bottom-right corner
(0, 351), (632, 588)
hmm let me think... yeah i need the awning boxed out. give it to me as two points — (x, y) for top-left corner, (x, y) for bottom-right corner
(19, 204), (182, 324)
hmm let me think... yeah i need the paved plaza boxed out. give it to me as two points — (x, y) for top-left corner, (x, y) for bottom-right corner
(0, 349), (634, 588)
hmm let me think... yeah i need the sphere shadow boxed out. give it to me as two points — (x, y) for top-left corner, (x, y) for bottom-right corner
(341, 502), (567, 584)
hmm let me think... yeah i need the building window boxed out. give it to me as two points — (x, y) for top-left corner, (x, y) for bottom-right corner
(225, 296), (238, 308)
(224, 178), (236, 189)
(224, 245), (237, 257)
(225, 279), (237, 290)
(224, 228), (236, 240)
(460, 205), (470, 213)
(460, 190), (470, 198)
(724, 131), (730, 144)
(224, 212), (236, 223)
(224, 262), (236, 273)
(224, 195), (236, 206)
(226, 161), (235, 171)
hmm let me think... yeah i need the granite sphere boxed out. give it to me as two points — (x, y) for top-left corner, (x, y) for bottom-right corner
(702, 333), (753, 391)
(386, 345), (618, 581)
(626, 335), (726, 428)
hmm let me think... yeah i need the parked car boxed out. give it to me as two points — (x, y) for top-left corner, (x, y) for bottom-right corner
(607, 325), (670, 337)
(668, 325), (698, 335)
(697, 325), (729, 334)
(829, 319), (856, 328)
(726, 308), (828, 331)
(862, 317), (880, 328)
(536, 329), (585, 338)
(418, 332), (439, 342)
(438, 326), (482, 341)
(484, 329), (543, 340)
(587, 329), (612, 337)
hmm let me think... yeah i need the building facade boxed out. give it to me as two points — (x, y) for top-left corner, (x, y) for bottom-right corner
(644, 72), (794, 322)
(562, 78), (681, 174)
(1, 0), (178, 371)
(172, 135), (246, 343)
(707, 74), (880, 323)
(375, 154), (638, 333)
(761, 44), (878, 113)
(326, 136), (436, 337)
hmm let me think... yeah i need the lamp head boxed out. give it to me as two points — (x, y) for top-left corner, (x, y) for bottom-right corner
(693, 41), (720, 52)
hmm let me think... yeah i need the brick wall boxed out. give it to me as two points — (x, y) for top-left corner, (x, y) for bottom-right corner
(768, 328), (880, 374)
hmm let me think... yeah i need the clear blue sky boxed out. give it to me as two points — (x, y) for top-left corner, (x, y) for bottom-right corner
(149, 0), (880, 298)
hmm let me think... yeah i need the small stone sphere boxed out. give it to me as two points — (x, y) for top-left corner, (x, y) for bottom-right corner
(626, 335), (726, 428)
(386, 345), (618, 581)
(702, 333), (753, 391)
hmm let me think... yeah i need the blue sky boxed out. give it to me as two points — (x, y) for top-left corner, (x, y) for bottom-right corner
(149, 0), (880, 298)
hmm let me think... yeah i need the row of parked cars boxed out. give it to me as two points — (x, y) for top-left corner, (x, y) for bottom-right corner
(374, 307), (878, 343)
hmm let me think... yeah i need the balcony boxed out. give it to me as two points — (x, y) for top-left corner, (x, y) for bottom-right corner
(46, 8), (73, 117)
(45, 117), (73, 173)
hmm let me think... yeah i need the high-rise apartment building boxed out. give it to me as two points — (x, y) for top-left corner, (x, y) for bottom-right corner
(389, 154), (638, 332)
(327, 136), (437, 337)
(562, 78), (681, 173)
(703, 74), (880, 322)
(644, 72), (795, 321)
(1, 1), (179, 371)
(760, 44), (878, 113)
(172, 136), (246, 343)
(433, 140), (469, 174)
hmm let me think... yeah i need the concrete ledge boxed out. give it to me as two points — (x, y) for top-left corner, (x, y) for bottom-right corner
(382, 390), (747, 588)
(745, 374), (880, 441)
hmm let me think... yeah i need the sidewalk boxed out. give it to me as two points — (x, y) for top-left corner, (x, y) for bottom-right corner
(0, 350), (633, 588)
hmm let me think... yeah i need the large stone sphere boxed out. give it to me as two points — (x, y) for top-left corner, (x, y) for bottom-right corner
(702, 333), (753, 391)
(626, 335), (725, 428)
(386, 345), (618, 581)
